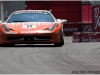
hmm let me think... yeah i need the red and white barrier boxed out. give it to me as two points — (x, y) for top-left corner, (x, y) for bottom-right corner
(73, 32), (100, 43)
(73, 32), (80, 43)
(63, 23), (92, 36)
(73, 2), (100, 43)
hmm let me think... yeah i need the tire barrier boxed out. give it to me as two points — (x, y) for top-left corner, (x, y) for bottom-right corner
(73, 32), (100, 43)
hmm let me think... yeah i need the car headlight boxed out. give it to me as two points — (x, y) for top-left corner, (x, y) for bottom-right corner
(3, 24), (10, 31)
(48, 23), (57, 31)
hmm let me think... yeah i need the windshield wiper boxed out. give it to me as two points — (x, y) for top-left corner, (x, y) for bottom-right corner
(13, 21), (27, 22)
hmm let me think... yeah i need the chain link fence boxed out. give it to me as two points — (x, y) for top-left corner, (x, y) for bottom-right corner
(0, 1), (25, 21)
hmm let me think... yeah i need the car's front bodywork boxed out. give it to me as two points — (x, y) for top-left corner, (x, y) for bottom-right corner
(0, 22), (61, 44)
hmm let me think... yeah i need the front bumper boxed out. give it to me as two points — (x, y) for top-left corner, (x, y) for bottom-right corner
(0, 32), (61, 44)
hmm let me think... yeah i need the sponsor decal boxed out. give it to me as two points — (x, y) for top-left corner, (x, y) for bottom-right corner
(8, 22), (53, 27)
(81, 25), (92, 32)
(81, 37), (89, 42)
(73, 37), (80, 42)
(21, 30), (51, 34)
(64, 27), (78, 32)
(73, 32), (100, 43)
(81, 36), (99, 42)
(21, 31), (38, 34)
(8, 23), (21, 26)
(15, 11), (47, 14)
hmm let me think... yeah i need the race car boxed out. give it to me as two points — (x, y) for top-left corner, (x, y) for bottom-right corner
(0, 10), (67, 47)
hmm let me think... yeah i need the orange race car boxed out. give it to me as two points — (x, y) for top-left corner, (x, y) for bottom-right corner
(0, 10), (67, 47)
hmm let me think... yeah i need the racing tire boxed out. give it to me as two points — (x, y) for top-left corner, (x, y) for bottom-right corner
(54, 37), (64, 47)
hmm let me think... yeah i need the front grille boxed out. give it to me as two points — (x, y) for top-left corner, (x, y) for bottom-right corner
(7, 36), (51, 42)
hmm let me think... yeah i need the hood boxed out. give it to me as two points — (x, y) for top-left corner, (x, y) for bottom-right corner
(6, 22), (55, 31)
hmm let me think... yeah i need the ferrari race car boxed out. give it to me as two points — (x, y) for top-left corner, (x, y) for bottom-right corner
(0, 10), (67, 47)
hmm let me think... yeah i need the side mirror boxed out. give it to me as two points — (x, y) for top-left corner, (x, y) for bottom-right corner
(61, 19), (67, 24)
(49, 10), (52, 12)
(57, 19), (61, 22)
(57, 19), (67, 24)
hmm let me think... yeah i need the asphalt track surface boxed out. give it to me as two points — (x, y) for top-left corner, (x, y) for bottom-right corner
(0, 37), (100, 74)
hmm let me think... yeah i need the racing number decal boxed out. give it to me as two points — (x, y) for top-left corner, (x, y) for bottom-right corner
(22, 24), (36, 28)
(27, 25), (32, 28)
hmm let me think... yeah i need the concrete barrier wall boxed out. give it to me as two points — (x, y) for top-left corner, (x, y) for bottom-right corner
(73, 32), (100, 43)
(64, 23), (92, 36)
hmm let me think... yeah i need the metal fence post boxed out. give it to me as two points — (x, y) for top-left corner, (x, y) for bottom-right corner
(0, 1), (4, 22)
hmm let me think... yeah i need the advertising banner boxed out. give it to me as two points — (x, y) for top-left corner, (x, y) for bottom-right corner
(63, 23), (79, 36)
(79, 23), (93, 32)
(93, 5), (100, 32)
(73, 32), (100, 43)
(64, 23), (92, 36)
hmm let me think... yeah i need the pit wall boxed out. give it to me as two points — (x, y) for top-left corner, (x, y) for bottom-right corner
(73, 5), (100, 43)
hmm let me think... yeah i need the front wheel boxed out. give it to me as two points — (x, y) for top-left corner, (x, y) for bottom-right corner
(54, 37), (64, 47)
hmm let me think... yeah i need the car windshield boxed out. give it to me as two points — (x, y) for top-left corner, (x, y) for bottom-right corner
(7, 11), (55, 23)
